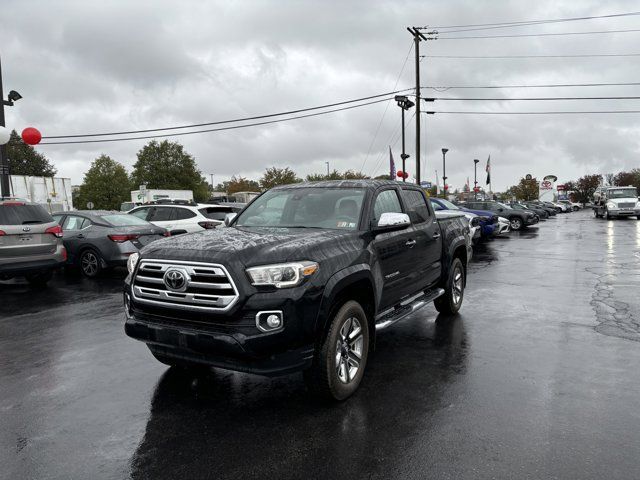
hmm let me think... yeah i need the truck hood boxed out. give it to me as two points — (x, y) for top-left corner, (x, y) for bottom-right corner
(140, 226), (360, 266)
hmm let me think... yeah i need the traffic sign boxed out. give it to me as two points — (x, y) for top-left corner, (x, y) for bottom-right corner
(86, 202), (94, 210)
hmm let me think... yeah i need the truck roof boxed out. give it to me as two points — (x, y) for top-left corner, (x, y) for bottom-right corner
(270, 179), (414, 190)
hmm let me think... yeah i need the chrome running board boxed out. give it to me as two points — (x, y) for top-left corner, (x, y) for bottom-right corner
(375, 288), (445, 331)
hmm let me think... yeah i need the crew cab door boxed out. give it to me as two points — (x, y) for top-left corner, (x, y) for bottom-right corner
(400, 188), (442, 289)
(370, 188), (416, 309)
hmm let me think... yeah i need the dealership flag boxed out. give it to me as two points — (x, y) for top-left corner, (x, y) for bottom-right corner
(485, 155), (491, 185)
(389, 146), (396, 180)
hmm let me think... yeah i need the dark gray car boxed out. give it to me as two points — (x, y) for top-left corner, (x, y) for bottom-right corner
(52, 210), (168, 277)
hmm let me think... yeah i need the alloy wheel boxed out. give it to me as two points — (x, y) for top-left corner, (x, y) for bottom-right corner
(510, 218), (522, 230)
(334, 317), (363, 384)
(452, 265), (464, 306)
(81, 252), (99, 277)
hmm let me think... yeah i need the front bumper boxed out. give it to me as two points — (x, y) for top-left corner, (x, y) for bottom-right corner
(524, 216), (539, 226)
(607, 209), (640, 217)
(123, 281), (322, 376)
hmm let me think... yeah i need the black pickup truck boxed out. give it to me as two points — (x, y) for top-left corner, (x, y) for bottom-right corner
(124, 180), (471, 400)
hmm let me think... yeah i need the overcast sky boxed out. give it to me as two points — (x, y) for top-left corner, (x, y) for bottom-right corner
(2, 0), (640, 190)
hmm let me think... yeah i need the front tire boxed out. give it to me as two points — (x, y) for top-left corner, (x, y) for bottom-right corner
(509, 217), (523, 231)
(434, 257), (465, 315)
(305, 300), (369, 401)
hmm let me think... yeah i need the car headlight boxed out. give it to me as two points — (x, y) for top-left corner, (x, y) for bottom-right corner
(607, 201), (617, 209)
(246, 261), (319, 288)
(636, 201), (640, 209)
(127, 252), (140, 274)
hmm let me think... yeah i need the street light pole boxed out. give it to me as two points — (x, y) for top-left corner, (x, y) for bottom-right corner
(395, 95), (414, 183)
(473, 159), (479, 200)
(0, 56), (10, 198)
(441, 148), (448, 198)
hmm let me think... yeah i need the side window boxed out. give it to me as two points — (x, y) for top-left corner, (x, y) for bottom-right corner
(372, 189), (403, 224)
(63, 215), (85, 230)
(402, 189), (430, 223)
(174, 208), (197, 220)
(53, 215), (65, 225)
(130, 208), (150, 220)
(430, 200), (443, 211)
(148, 207), (175, 222)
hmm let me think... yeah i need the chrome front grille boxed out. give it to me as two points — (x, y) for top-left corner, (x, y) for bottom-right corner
(618, 202), (636, 209)
(132, 260), (239, 312)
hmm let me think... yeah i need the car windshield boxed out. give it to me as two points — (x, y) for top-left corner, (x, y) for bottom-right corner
(436, 199), (460, 210)
(235, 187), (365, 229)
(101, 214), (149, 226)
(607, 188), (637, 199)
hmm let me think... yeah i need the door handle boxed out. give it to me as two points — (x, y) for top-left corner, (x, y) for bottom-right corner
(405, 239), (417, 248)
(432, 233), (441, 239)
(76, 234), (85, 239)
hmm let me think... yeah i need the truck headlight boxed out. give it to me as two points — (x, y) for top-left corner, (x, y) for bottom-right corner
(127, 252), (140, 274)
(246, 261), (319, 288)
(607, 201), (617, 210)
(636, 201), (640, 209)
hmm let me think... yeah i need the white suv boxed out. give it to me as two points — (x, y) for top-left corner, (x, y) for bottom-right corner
(128, 204), (241, 234)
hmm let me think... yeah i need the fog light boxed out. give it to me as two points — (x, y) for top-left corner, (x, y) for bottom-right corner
(266, 315), (281, 328)
(256, 311), (284, 332)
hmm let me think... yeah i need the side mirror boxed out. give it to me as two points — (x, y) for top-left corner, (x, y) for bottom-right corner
(224, 213), (237, 226)
(373, 212), (410, 232)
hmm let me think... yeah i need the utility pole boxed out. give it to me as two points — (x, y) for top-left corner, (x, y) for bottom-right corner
(407, 27), (437, 186)
(441, 148), (448, 198)
(473, 159), (479, 200)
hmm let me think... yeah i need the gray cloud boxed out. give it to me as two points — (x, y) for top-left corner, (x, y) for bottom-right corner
(1, 0), (639, 190)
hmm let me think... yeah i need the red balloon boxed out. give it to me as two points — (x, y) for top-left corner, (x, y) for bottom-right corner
(396, 171), (409, 179)
(22, 127), (42, 145)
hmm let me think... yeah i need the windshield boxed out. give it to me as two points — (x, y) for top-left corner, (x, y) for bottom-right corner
(235, 187), (365, 229)
(608, 188), (637, 199)
(436, 199), (460, 210)
(101, 214), (150, 226)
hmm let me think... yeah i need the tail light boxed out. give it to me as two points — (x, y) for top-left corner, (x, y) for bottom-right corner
(198, 221), (218, 229)
(0, 230), (5, 236)
(163, 231), (171, 237)
(108, 234), (140, 243)
(45, 225), (63, 238)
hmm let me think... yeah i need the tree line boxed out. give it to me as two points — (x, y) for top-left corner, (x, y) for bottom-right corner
(6, 130), (372, 210)
(504, 169), (640, 204)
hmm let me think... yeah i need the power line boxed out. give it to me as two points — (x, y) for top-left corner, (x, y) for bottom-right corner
(40, 98), (394, 145)
(359, 41), (414, 173)
(420, 11), (640, 31)
(429, 96), (640, 101)
(423, 53), (640, 59)
(426, 110), (640, 115)
(437, 28), (640, 40)
(42, 89), (413, 139)
(422, 82), (640, 90)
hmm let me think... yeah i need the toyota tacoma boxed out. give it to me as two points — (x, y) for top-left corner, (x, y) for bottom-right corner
(124, 180), (471, 400)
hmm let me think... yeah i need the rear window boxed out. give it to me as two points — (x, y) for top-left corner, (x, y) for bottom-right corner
(101, 214), (149, 226)
(199, 207), (232, 221)
(0, 204), (53, 225)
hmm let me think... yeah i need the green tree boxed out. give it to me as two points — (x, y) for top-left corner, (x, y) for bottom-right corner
(306, 169), (370, 182)
(6, 130), (57, 176)
(613, 169), (640, 190)
(75, 155), (131, 210)
(130, 140), (209, 201)
(225, 176), (261, 195)
(504, 176), (539, 201)
(573, 174), (601, 204)
(259, 167), (301, 190)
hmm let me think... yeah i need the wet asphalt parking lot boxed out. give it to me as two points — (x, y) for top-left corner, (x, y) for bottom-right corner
(2, 209), (640, 480)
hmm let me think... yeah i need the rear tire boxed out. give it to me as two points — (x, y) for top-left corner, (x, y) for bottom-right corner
(434, 257), (465, 315)
(304, 300), (369, 401)
(79, 249), (102, 278)
(26, 270), (52, 287)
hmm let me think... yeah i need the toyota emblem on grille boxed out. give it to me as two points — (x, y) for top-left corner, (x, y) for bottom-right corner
(163, 269), (188, 292)
(22, 226), (31, 232)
